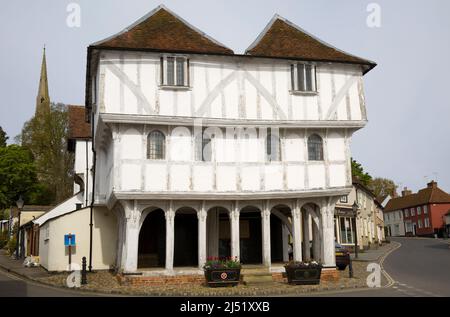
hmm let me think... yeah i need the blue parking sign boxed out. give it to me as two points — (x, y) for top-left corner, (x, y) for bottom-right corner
(64, 234), (76, 246)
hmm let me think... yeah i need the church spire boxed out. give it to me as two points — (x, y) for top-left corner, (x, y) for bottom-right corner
(36, 46), (50, 116)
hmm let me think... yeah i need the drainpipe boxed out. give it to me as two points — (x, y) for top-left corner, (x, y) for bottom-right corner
(85, 140), (89, 207)
(88, 98), (97, 273)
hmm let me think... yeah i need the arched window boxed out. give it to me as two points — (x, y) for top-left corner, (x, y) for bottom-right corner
(266, 132), (281, 161)
(147, 130), (165, 160)
(308, 134), (323, 161)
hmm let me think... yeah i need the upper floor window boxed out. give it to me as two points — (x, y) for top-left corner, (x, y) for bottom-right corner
(266, 131), (281, 162)
(291, 63), (316, 93)
(307, 134), (323, 161)
(340, 195), (348, 203)
(411, 208), (416, 216)
(147, 130), (165, 160)
(423, 205), (428, 214)
(417, 206), (422, 215)
(404, 209), (410, 217)
(160, 56), (189, 87)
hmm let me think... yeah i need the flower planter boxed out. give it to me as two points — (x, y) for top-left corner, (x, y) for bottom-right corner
(284, 265), (322, 285)
(204, 268), (241, 287)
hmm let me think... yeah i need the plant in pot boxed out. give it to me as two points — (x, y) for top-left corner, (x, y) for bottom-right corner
(203, 257), (241, 287)
(284, 260), (322, 285)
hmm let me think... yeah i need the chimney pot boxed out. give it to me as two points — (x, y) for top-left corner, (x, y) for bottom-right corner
(427, 181), (437, 189)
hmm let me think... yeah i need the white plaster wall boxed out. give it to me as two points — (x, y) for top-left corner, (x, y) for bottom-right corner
(110, 126), (349, 193)
(39, 207), (117, 272)
(98, 52), (365, 122)
(74, 140), (93, 205)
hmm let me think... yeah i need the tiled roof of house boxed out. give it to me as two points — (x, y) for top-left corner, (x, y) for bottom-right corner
(68, 105), (91, 140)
(384, 182), (450, 212)
(90, 5), (233, 55)
(246, 15), (376, 71)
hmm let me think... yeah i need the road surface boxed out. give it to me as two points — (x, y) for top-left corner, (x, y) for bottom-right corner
(0, 268), (87, 297)
(316, 237), (450, 297)
(1, 237), (449, 297)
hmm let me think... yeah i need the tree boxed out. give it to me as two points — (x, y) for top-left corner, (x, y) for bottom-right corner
(18, 103), (74, 204)
(369, 178), (398, 201)
(0, 126), (8, 147)
(0, 145), (38, 209)
(351, 158), (372, 186)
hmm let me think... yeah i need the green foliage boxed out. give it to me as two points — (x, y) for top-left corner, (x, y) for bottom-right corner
(6, 236), (17, 255)
(0, 145), (38, 209)
(0, 126), (7, 147)
(351, 158), (372, 186)
(0, 231), (8, 249)
(203, 257), (241, 270)
(369, 178), (398, 200)
(18, 103), (74, 204)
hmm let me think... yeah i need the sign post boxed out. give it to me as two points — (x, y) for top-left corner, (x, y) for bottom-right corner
(64, 233), (76, 270)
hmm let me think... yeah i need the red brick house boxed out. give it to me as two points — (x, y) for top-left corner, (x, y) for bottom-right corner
(384, 181), (450, 237)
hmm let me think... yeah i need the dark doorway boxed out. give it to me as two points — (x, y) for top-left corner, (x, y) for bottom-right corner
(174, 211), (198, 267)
(218, 212), (231, 259)
(239, 211), (262, 264)
(138, 209), (166, 268)
(270, 214), (283, 263)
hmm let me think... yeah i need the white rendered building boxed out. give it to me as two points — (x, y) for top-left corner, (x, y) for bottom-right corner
(83, 5), (375, 279)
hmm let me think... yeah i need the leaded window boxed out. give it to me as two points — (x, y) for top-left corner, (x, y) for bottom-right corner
(161, 56), (189, 87)
(307, 134), (324, 161)
(291, 63), (317, 92)
(147, 130), (165, 160)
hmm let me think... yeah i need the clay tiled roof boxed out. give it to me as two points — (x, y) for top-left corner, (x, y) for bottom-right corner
(384, 182), (450, 212)
(246, 15), (375, 71)
(68, 105), (91, 139)
(91, 5), (233, 55)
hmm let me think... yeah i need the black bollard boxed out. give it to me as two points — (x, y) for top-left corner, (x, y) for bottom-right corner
(348, 257), (354, 278)
(81, 256), (87, 285)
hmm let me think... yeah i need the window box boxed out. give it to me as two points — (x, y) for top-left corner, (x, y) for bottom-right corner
(284, 261), (322, 285)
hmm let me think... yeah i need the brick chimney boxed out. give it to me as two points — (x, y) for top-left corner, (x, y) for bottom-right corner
(402, 187), (412, 197)
(427, 181), (438, 189)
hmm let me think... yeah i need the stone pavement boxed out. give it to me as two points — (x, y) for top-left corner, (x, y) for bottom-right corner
(350, 243), (397, 262)
(0, 250), (49, 279)
(0, 245), (392, 296)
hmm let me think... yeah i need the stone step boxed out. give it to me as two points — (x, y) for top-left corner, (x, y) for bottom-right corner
(241, 267), (270, 275)
(242, 273), (274, 285)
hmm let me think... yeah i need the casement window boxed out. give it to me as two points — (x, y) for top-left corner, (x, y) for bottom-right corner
(291, 63), (317, 93)
(423, 205), (428, 214)
(307, 134), (324, 161)
(147, 130), (166, 160)
(160, 56), (189, 87)
(266, 130), (281, 162)
(339, 217), (356, 244)
(340, 195), (348, 203)
(418, 219), (423, 229)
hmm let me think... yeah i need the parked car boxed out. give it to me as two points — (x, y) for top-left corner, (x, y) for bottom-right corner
(335, 242), (350, 270)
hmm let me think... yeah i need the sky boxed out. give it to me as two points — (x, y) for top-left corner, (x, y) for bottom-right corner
(0, 0), (449, 193)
